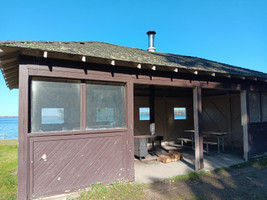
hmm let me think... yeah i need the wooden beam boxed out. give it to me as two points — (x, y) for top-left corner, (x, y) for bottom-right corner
(193, 87), (204, 170)
(241, 90), (249, 161)
(126, 80), (135, 180)
(0, 56), (18, 65)
(1, 61), (19, 69)
(4, 70), (19, 80)
(2, 65), (18, 74)
(0, 51), (20, 61)
(6, 79), (18, 87)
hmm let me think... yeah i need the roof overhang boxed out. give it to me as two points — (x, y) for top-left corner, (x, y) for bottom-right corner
(1, 42), (267, 90)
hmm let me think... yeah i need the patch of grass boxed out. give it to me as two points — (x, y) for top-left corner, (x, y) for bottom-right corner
(213, 167), (229, 173)
(78, 181), (146, 200)
(230, 155), (267, 170)
(168, 170), (206, 182)
(0, 140), (18, 200)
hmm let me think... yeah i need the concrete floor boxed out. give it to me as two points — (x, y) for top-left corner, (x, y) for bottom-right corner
(134, 143), (245, 183)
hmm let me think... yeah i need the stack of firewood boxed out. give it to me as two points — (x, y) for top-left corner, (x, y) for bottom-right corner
(157, 150), (183, 163)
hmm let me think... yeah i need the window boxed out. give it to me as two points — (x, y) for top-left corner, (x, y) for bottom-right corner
(249, 92), (260, 123)
(248, 92), (267, 123)
(261, 93), (267, 122)
(139, 107), (150, 121)
(31, 79), (81, 132)
(86, 82), (125, 129)
(174, 107), (186, 120)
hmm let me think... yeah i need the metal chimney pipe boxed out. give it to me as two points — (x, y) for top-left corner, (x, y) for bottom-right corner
(147, 30), (156, 52)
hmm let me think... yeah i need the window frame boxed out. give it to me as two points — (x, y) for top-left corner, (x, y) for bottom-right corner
(29, 77), (128, 135)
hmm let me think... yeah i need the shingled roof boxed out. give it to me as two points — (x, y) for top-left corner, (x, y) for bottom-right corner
(1, 41), (267, 89)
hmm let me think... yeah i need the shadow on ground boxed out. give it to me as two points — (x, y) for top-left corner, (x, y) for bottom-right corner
(145, 157), (267, 200)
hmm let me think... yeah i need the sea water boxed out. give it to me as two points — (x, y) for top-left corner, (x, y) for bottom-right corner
(0, 117), (18, 140)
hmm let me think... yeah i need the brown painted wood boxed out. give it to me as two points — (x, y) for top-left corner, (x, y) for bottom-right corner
(125, 80), (135, 181)
(21, 62), (134, 198)
(29, 128), (127, 138)
(193, 87), (204, 170)
(241, 90), (249, 161)
(248, 122), (267, 157)
(18, 64), (29, 200)
(29, 133), (127, 198)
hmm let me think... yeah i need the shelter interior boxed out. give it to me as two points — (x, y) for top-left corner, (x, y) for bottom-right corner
(134, 84), (244, 155)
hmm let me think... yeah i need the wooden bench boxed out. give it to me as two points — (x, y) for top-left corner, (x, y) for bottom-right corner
(203, 141), (218, 154)
(177, 137), (193, 149)
(178, 137), (218, 153)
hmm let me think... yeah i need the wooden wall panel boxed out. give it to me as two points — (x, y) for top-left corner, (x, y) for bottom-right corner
(155, 97), (194, 141)
(202, 94), (243, 149)
(248, 123), (267, 157)
(134, 96), (194, 141)
(30, 133), (126, 199)
(134, 97), (150, 135)
(202, 96), (228, 133)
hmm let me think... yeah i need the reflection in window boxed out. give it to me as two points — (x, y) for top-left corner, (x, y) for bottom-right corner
(249, 92), (260, 123)
(262, 93), (267, 122)
(86, 82), (125, 130)
(41, 108), (64, 124)
(31, 79), (81, 132)
(139, 107), (150, 121)
(96, 108), (114, 122)
(174, 107), (186, 120)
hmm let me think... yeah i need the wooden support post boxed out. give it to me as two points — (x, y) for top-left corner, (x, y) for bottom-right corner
(149, 85), (155, 134)
(193, 87), (204, 170)
(18, 65), (29, 200)
(126, 80), (135, 181)
(241, 90), (249, 161)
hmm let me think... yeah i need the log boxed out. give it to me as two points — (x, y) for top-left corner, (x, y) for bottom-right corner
(157, 151), (183, 163)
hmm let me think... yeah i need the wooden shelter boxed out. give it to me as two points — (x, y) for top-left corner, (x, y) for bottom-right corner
(0, 41), (267, 199)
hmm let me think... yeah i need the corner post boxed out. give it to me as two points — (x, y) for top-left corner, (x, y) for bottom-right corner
(193, 86), (204, 170)
(241, 90), (249, 161)
(18, 64), (29, 200)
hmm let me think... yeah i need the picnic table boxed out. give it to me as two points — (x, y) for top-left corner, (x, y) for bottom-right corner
(184, 130), (227, 153)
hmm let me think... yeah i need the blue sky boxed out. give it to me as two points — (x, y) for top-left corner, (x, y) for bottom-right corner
(1, 0), (267, 116)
